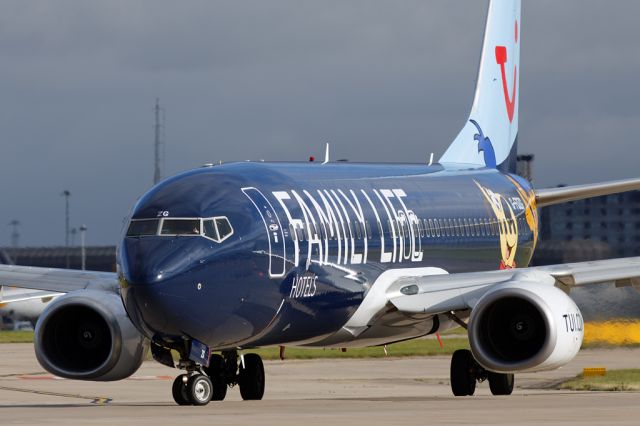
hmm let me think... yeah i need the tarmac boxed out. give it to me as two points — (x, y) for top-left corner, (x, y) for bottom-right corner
(1, 343), (639, 425)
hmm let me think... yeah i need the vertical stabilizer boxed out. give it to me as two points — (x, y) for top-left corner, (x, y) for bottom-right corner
(439, 0), (520, 172)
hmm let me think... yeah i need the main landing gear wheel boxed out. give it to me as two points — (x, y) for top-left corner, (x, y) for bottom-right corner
(204, 354), (228, 401)
(172, 374), (191, 405)
(450, 349), (477, 396)
(239, 353), (265, 400)
(187, 374), (213, 406)
(488, 372), (515, 395)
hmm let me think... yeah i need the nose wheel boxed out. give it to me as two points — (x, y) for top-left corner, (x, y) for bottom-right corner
(187, 374), (213, 405)
(172, 373), (214, 406)
(171, 374), (191, 405)
(171, 350), (265, 406)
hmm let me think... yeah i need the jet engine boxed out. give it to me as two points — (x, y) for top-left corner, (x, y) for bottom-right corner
(34, 289), (148, 381)
(468, 282), (583, 373)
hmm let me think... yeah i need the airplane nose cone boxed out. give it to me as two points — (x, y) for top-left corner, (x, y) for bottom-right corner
(119, 237), (213, 339)
(119, 237), (197, 285)
(119, 236), (257, 347)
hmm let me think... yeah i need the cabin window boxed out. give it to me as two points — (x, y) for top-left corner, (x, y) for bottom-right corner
(296, 226), (305, 241)
(488, 219), (497, 236)
(400, 216), (408, 239)
(351, 221), (359, 239)
(433, 219), (441, 238)
(416, 217), (424, 238)
(126, 219), (160, 237)
(472, 218), (481, 236)
(346, 221), (355, 239)
(317, 222), (326, 240)
(310, 222), (319, 240)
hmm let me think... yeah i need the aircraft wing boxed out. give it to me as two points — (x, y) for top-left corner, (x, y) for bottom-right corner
(535, 177), (640, 207)
(0, 287), (62, 304)
(387, 257), (640, 315)
(0, 264), (118, 295)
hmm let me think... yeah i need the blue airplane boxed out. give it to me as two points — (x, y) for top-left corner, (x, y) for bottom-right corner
(3, 0), (640, 405)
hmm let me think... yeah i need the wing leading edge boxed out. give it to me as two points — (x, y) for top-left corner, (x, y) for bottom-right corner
(0, 264), (118, 296)
(388, 257), (640, 315)
(535, 177), (640, 208)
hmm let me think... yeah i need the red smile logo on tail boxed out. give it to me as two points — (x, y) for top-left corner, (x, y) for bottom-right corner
(495, 21), (518, 123)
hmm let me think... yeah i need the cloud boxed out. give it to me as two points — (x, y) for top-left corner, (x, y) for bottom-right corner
(0, 1), (639, 245)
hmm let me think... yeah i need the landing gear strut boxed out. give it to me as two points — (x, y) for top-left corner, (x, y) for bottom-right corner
(171, 349), (266, 406)
(449, 349), (514, 396)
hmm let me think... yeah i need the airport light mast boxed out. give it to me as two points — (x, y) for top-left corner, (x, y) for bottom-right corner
(79, 224), (87, 270)
(153, 98), (165, 185)
(61, 190), (71, 247)
(8, 220), (20, 248)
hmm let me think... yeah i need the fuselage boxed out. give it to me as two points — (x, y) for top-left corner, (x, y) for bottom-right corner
(119, 161), (538, 350)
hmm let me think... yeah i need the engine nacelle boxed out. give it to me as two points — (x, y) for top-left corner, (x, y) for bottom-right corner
(468, 281), (583, 373)
(34, 289), (148, 381)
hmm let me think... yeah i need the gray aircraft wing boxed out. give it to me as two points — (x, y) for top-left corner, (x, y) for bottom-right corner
(387, 257), (640, 315)
(0, 287), (62, 304)
(0, 264), (118, 296)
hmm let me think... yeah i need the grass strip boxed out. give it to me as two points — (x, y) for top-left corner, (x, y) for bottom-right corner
(0, 331), (36, 343)
(253, 337), (470, 360)
(559, 369), (640, 391)
(0, 330), (469, 358)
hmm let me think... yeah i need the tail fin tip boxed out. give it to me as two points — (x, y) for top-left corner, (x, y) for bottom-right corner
(439, 0), (521, 173)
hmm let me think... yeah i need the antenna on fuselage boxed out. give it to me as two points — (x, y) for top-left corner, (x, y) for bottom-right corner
(322, 143), (330, 164)
(428, 153), (434, 166)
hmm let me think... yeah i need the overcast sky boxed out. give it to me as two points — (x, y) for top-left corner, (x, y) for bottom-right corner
(0, 0), (639, 246)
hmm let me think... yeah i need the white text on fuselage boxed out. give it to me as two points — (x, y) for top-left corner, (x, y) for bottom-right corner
(290, 274), (318, 299)
(273, 189), (423, 269)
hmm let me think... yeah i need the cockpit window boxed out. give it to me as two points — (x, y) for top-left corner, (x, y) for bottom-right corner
(126, 219), (159, 236)
(202, 217), (234, 242)
(126, 216), (233, 243)
(203, 219), (218, 240)
(215, 217), (233, 241)
(161, 219), (201, 236)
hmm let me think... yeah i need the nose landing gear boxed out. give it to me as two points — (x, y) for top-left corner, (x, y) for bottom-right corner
(171, 349), (266, 406)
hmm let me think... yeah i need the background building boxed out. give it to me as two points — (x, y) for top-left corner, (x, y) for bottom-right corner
(538, 191), (640, 258)
(0, 246), (116, 272)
